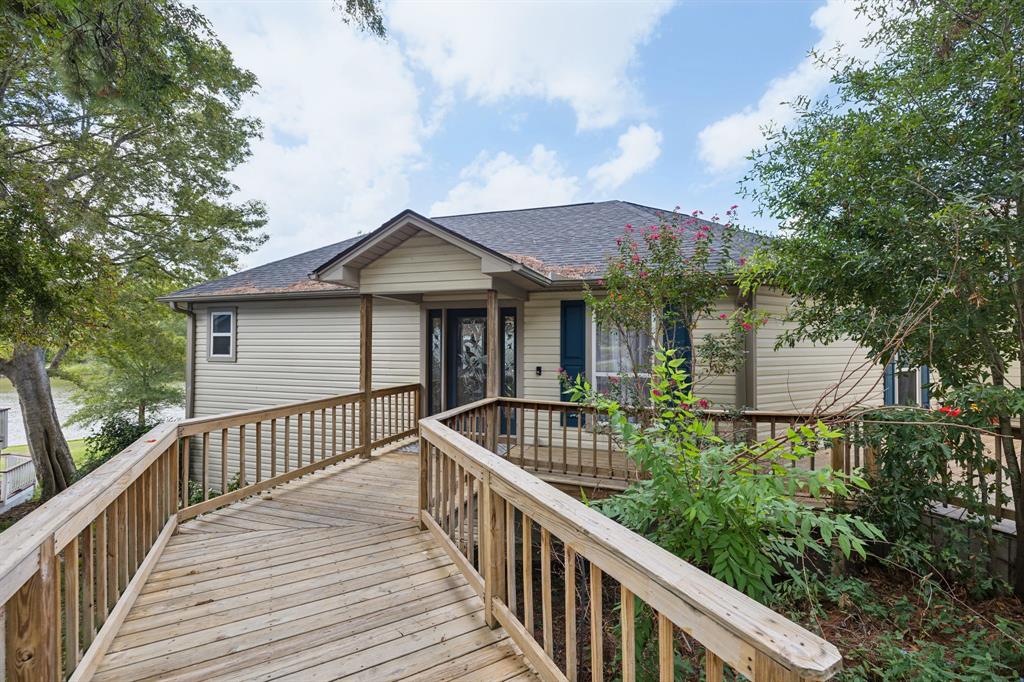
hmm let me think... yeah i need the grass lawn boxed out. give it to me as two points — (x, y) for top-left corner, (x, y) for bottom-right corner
(5, 438), (88, 466)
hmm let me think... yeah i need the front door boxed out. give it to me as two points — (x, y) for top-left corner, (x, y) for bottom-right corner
(446, 309), (488, 410)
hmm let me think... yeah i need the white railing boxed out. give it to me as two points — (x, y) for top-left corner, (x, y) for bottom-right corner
(0, 454), (35, 505)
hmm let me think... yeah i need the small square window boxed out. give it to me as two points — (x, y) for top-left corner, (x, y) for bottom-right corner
(212, 313), (233, 334)
(212, 335), (232, 356)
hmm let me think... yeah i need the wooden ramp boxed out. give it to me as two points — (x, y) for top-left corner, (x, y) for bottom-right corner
(92, 452), (537, 682)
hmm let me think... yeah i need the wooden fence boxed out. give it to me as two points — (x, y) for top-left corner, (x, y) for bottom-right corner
(0, 454), (36, 507)
(0, 384), (419, 681)
(420, 398), (844, 681)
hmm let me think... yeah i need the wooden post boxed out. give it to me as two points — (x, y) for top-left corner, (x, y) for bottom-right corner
(5, 537), (59, 681)
(418, 437), (428, 531)
(360, 294), (373, 459)
(485, 289), (500, 453)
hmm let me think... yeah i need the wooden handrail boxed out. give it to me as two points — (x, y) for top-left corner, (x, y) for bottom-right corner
(0, 383), (422, 681)
(419, 408), (844, 681)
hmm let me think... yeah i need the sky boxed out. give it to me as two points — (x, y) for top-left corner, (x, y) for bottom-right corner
(196, 0), (876, 268)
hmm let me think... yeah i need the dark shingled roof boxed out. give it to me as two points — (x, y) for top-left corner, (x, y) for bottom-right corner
(165, 200), (766, 300)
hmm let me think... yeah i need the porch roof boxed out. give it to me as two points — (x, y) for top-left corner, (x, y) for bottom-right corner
(161, 200), (765, 302)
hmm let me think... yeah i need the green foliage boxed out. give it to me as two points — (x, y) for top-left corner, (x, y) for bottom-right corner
(77, 415), (156, 479)
(570, 350), (881, 601)
(583, 208), (758, 402)
(0, 0), (267, 354)
(62, 280), (185, 428)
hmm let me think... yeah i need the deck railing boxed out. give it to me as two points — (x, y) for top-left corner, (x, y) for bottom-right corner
(0, 383), (420, 682)
(0, 454), (36, 506)
(420, 397), (844, 681)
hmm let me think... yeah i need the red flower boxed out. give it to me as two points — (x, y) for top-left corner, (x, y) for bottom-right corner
(698, 398), (709, 409)
(631, 254), (641, 263)
(652, 388), (663, 397)
(741, 322), (753, 331)
(719, 313), (728, 320)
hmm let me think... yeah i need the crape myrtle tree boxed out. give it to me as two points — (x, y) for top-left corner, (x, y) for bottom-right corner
(580, 207), (764, 411)
(0, 0), (268, 499)
(742, 0), (1024, 593)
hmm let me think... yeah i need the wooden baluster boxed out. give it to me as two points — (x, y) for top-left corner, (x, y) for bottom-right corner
(321, 407), (327, 459)
(332, 405), (338, 456)
(115, 493), (126, 600)
(96, 508), (108, 627)
(467, 474), (476, 569)
(523, 514), (534, 635)
(81, 523), (95, 651)
(220, 428), (228, 496)
(199, 432), (208, 502)
(342, 403), (348, 453)
(284, 415), (291, 473)
(239, 424), (246, 488)
(127, 480), (137, 572)
(255, 422), (263, 483)
(541, 527), (553, 656)
(659, 613), (673, 682)
(562, 410), (568, 475)
(482, 472), (495, 627)
(270, 420), (278, 479)
(533, 407), (539, 468)
(457, 463), (466, 552)
(547, 409), (553, 471)
(621, 586), (635, 682)
(65, 537), (80, 670)
(297, 413), (304, 468)
(590, 564), (603, 682)
(705, 651), (724, 682)
(180, 435), (189, 508)
(506, 501), (516, 617)
(310, 411), (315, 463)
(607, 421), (615, 477)
(565, 545), (577, 681)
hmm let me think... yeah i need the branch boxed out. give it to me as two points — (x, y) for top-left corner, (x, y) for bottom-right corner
(48, 345), (70, 372)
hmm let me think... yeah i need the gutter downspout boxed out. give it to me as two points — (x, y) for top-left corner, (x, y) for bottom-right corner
(168, 301), (196, 419)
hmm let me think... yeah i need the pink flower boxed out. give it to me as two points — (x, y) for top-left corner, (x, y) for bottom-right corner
(698, 399), (709, 409)
(741, 322), (753, 332)
(719, 313), (728, 320)
(738, 257), (747, 266)
(652, 388), (663, 397)
(631, 254), (641, 263)
(639, 270), (649, 279)
(730, 204), (738, 210)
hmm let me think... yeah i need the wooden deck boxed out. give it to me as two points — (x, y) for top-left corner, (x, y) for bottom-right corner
(92, 451), (537, 682)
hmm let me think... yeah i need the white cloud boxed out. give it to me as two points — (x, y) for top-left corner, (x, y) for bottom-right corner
(696, 0), (878, 174)
(197, 2), (427, 267)
(390, 1), (673, 130)
(587, 124), (663, 191)
(430, 145), (580, 216)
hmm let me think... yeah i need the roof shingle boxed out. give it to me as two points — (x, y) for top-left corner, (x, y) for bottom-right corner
(165, 200), (765, 300)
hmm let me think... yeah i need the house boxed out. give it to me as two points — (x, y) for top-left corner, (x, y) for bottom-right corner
(161, 200), (884, 484)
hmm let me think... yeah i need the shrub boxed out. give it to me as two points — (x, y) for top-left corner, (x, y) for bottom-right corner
(76, 416), (156, 479)
(570, 350), (882, 601)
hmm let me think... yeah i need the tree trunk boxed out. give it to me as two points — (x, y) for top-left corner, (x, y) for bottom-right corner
(1, 346), (76, 500)
(991, 365), (1024, 597)
(138, 402), (145, 426)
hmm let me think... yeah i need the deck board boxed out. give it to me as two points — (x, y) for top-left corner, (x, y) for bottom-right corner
(93, 451), (537, 682)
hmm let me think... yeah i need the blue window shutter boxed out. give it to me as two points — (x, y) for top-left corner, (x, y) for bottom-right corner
(663, 314), (693, 382)
(560, 300), (586, 426)
(919, 365), (930, 407)
(883, 361), (895, 405)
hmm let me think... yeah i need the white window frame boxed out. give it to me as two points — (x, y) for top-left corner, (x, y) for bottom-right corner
(208, 308), (237, 362)
(893, 353), (920, 406)
(591, 317), (656, 392)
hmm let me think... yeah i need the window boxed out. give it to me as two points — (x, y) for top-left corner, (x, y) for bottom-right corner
(886, 353), (929, 406)
(593, 320), (653, 393)
(209, 309), (236, 360)
(427, 310), (442, 414)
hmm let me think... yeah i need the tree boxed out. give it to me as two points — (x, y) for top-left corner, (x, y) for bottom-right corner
(0, 1), (266, 499)
(582, 208), (760, 409)
(743, 0), (1024, 594)
(63, 279), (185, 428)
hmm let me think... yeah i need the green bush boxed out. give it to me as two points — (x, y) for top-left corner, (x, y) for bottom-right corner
(76, 416), (157, 479)
(571, 350), (882, 601)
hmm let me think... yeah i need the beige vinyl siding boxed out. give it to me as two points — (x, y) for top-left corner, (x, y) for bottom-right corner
(755, 288), (883, 412)
(522, 292), (568, 402)
(191, 296), (419, 489)
(692, 298), (738, 408)
(359, 231), (491, 294)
